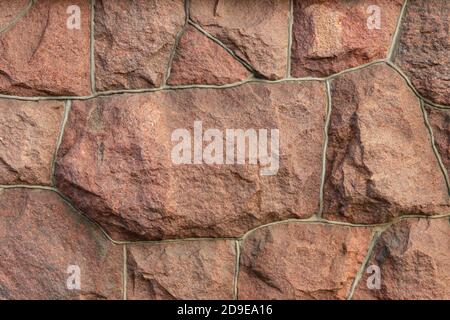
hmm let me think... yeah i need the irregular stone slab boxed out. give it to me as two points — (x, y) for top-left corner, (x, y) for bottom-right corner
(55, 81), (327, 240)
(0, 189), (123, 300)
(323, 64), (449, 224)
(0, 0), (29, 30)
(425, 106), (450, 177)
(0, 99), (64, 185)
(167, 25), (250, 85)
(394, 0), (450, 105)
(291, 0), (403, 77)
(190, 0), (289, 80)
(0, 0), (91, 96)
(94, 0), (185, 91)
(354, 218), (450, 299)
(127, 241), (235, 299)
(238, 222), (373, 299)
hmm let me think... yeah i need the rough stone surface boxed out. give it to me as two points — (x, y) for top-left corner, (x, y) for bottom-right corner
(167, 26), (250, 85)
(94, 0), (185, 91)
(238, 222), (373, 300)
(291, 0), (403, 77)
(323, 64), (449, 224)
(425, 106), (450, 176)
(190, 0), (289, 80)
(0, 0), (29, 30)
(0, 0), (91, 96)
(354, 218), (450, 299)
(0, 189), (123, 300)
(0, 99), (64, 185)
(394, 0), (450, 105)
(127, 241), (235, 300)
(55, 82), (327, 240)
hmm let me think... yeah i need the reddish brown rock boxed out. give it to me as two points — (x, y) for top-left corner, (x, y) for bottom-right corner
(55, 82), (327, 240)
(323, 64), (450, 224)
(353, 218), (450, 299)
(0, 188), (123, 300)
(190, 0), (289, 80)
(127, 241), (236, 300)
(0, 99), (64, 185)
(425, 106), (450, 177)
(94, 0), (185, 91)
(238, 222), (373, 300)
(0, 0), (91, 96)
(167, 26), (250, 85)
(291, 0), (403, 77)
(394, 0), (450, 105)
(0, 0), (29, 30)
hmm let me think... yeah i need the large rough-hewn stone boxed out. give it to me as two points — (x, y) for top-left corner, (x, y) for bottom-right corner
(353, 217), (450, 299)
(94, 0), (185, 91)
(55, 82), (327, 240)
(425, 106), (450, 177)
(238, 222), (373, 300)
(0, 0), (29, 30)
(0, 99), (64, 185)
(0, 188), (123, 300)
(323, 64), (449, 224)
(190, 0), (289, 80)
(127, 241), (236, 300)
(0, 0), (91, 96)
(394, 0), (450, 105)
(167, 25), (250, 85)
(291, 0), (403, 77)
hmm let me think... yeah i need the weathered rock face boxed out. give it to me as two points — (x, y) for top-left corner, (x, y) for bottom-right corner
(425, 106), (450, 176)
(190, 0), (289, 80)
(55, 82), (326, 240)
(0, 0), (29, 29)
(323, 64), (449, 224)
(291, 0), (403, 77)
(94, 0), (185, 91)
(0, 0), (91, 96)
(0, 99), (64, 185)
(127, 241), (236, 300)
(238, 222), (373, 300)
(167, 25), (250, 85)
(394, 0), (450, 105)
(353, 218), (450, 300)
(0, 189), (123, 300)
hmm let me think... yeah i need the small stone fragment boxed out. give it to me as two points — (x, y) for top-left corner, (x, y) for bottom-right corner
(0, 99), (64, 185)
(0, 0), (29, 30)
(190, 0), (289, 80)
(353, 218), (450, 300)
(394, 0), (450, 105)
(94, 0), (185, 91)
(238, 222), (373, 299)
(127, 241), (236, 300)
(291, 0), (403, 77)
(323, 64), (449, 224)
(0, 189), (123, 300)
(0, 0), (91, 96)
(167, 25), (250, 85)
(425, 105), (450, 178)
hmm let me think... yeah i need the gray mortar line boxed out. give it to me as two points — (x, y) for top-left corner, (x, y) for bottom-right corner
(51, 100), (71, 186)
(188, 20), (256, 74)
(90, 0), (96, 93)
(286, 0), (294, 78)
(420, 100), (450, 194)
(232, 240), (241, 300)
(162, 0), (190, 86)
(0, 0), (35, 34)
(387, 0), (409, 61)
(317, 80), (332, 217)
(346, 229), (382, 300)
(123, 244), (127, 300)
(1, 184), (449, 245)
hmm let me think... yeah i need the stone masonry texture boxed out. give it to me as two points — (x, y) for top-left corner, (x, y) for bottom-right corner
(0, 0), (448, 300)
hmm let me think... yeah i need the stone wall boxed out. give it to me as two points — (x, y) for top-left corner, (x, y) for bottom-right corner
(0, 0), (449, 300)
